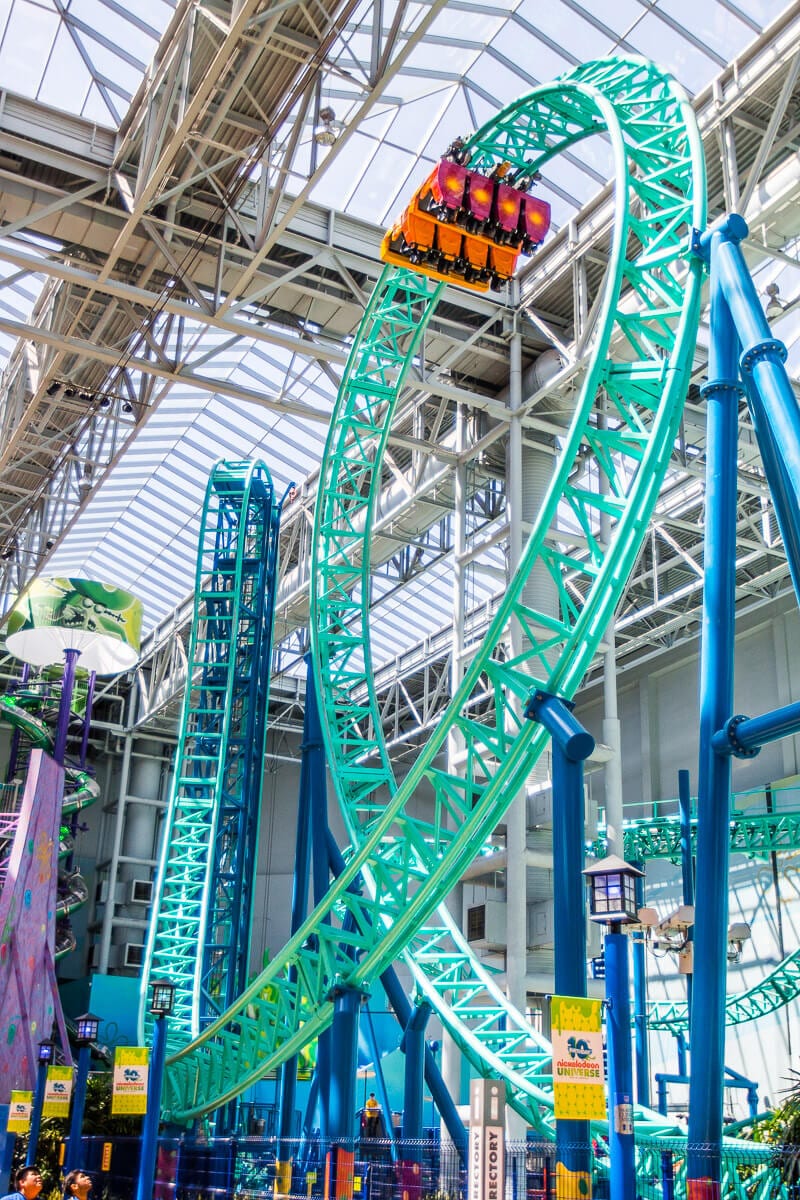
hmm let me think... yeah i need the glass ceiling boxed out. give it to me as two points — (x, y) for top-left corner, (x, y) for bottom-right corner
(1, 0), (795, 661)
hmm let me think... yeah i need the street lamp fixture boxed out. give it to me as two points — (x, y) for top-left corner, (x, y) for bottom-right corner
(584, 855), (643, 1200)
(150, 979), (175, 1017)
(37, 1039), (55, 1064)
(584, 854), (643, 924)
(75, 1013), (100, 1045)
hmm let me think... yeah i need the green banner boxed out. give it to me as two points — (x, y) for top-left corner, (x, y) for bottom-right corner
(6, 577), (142, 674)
(551, 995), (606, 1120)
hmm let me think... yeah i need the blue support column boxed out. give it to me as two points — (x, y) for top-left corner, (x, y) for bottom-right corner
(604, 930), (635, 1200)
(401, 1000), (431, 1155)
(0, 1109), (13, 1195)
(687, 220), (741, 1200)
(631, 863), (650, 1108)
(678, 771), (695, 1017)
(64, 1042), (92, 1174)
(276, 657), (320, 1186)
(328, 986), (362, 1143)
(525, 690), (595, 1197)
(26, 1057), (49, 1166)
(135, 1014), (169, 1200)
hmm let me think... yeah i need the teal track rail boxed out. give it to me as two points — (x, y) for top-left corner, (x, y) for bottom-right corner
(161, 57), (705, 1138)
(619, 809), (800, 864)
(140, 460), (281, 1043)
(649, 943), (800, 1033)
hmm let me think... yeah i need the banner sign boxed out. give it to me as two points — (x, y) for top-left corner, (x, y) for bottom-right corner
(112, 1046), (149, 1114)
(7, 1091), (32, 1132)
(468, 1078), (505, 1200)
(42, 1065), (73, 1117)
(551, 995), (606, 1120)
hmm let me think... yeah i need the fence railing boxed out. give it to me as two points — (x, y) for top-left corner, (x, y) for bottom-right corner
(77, 1134), (794, 1200)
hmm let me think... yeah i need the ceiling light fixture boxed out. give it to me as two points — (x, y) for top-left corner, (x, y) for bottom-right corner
(314, 106), (344, 147)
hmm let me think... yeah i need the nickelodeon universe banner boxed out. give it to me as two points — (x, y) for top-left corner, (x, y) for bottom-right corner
(7, 1091), (32, 1132)
(551, 995), (607, 1121)
(42, 1066), (73, 1117)
(112, 1047), (149, 1115)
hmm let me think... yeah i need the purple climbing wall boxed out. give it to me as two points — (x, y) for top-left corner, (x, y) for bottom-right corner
(0, 750), (66, 1102)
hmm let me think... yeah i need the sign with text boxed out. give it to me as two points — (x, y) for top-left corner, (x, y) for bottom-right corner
(112, 1046), (149, 1115)
(551, 995), (606, 1120)
(468, 1078), (505, 1200)
(42, 1065), (73, 1117)
(8, 1091), (32, 1132)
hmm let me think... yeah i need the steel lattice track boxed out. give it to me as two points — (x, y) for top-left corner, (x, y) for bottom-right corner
(140, 460), (279, 1043)
(162, 57), (705, 1134)
(619, 809), (800, 864)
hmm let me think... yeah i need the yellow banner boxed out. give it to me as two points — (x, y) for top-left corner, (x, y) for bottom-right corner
(551, 995), (607, 1121)
(8, 1091), (32, 1132)
(42, 1066), (73, 1117)
(112, 1046), (149, 1115)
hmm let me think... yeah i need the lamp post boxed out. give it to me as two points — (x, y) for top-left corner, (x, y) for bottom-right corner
(135, 980), (175, 1200)
(64, 1014), (99, 1174)
(26, 1038), (55, 1166)
(584, 856), (643, 1200)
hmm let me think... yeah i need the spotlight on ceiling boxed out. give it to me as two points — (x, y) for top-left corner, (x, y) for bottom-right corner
(314, 106), (343, 147)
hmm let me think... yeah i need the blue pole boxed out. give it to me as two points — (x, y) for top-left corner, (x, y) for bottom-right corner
(687, 220), (741, 1199)
(0, 1109), (13, 1196)
(135, 1014), (169, 1200)
(703, 216), (800, 602)
(526, 691), (595, 1193)
(327, 986), (361, 1143)
(26, 1058), (49, 1166)
(712, 699), (800, 755)
(401, 1000), (431, 1157)
(678, 771), (695, 1017)
(277, 657), (319, 1171)
(64, 1042), (92, 1175)
(604, 929), (635, 1200)
(631, 860), (650, 1108)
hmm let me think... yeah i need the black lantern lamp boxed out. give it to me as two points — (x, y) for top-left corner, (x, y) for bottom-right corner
(75, 1013), (100, 1045)
(37, 1038), (55, 1064)
(584, 855), (643, 925)
(150, 979), (175, 1017)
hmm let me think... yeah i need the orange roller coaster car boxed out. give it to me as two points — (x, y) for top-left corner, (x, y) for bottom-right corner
(381, 156), (551, 293)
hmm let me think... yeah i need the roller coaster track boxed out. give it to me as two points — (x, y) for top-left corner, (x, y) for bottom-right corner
(620, 810), (800, 864)
(140, 460), (282, 1043)
(649, 943), (800, 1033)
(162, 57), (705, 1136)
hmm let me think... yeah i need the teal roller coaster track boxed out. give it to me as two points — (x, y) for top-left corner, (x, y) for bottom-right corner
(160, 57), (708, 1138)
(140, 460), (283, 1043)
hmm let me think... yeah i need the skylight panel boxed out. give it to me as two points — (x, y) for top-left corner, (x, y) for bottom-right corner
(624, 13), (721, 93)
(0, 0), (59, 97)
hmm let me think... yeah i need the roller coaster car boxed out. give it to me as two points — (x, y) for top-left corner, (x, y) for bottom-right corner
(381, 158), (551, 293)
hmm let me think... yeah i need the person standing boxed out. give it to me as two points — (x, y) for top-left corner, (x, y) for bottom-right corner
(63, 1171), (92, 1200)
(1, 1167), (43, 1200)
(364, 1092), (380, 1138)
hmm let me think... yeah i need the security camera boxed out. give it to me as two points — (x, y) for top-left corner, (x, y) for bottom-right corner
(655, 905), (695, 935)
(727, 921), (751, 963)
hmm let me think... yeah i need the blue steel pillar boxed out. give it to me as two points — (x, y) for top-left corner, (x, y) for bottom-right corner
(328, 986), (362, 1142)
(26, 1051), (51, 1166)
(678, 770), (695, 1016)
(631, 865), (650, 1109)
(525, 690), (595, 1197)
(687, 219), (742, 1199)
(401, 999), (431, 1155)
(135, 1013), (169, 1200)
(64, 1042), (92, 1175)
(276, 656), (320, 1190)
(604, 930), (635, 1200)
